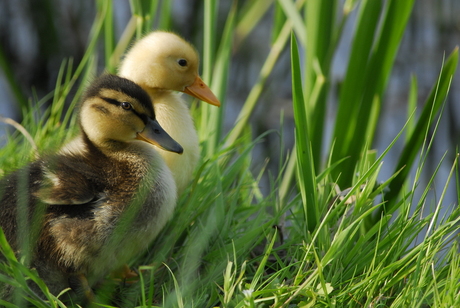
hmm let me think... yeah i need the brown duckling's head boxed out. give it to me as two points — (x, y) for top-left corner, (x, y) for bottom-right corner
(79, 74), (183, 154)
(118, 31), (220, 107)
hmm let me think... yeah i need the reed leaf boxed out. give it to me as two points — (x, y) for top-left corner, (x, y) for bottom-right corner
(291, 32), (318, 232)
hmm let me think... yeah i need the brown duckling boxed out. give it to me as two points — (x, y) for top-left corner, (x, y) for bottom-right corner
(0, 74), (182, 301)
(118, 31), (220, 195)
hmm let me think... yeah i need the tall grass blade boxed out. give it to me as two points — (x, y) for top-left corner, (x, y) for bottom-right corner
(199, 0), (218, 156)
(304, 0), (336, 171)
(406, 75), (418, 142)
(101, 0), (115, 73)
(200, 2), (236, 157)
(291, 32), (318, 232)
(330, 0), (383, 184)
(345, 0), (416, 176)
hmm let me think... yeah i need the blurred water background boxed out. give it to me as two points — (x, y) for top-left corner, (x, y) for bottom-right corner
(0, 0), (459, 209)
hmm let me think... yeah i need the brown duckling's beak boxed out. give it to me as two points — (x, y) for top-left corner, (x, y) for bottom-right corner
(136, 118), (183, 154)
(183, 75), (221, 107)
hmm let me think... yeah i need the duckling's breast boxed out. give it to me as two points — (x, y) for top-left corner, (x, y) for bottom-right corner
(89, 143), (177, 275)
(149, 91), (200, 195)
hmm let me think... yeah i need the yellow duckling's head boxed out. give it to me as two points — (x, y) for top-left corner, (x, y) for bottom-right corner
(118, 31), (220, 107)
(79, 74), (183, 154)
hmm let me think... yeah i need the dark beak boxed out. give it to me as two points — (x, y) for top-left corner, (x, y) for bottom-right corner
(135, 118), (183, 154)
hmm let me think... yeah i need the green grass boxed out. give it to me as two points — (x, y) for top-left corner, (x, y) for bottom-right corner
(1, 0), (459, 307)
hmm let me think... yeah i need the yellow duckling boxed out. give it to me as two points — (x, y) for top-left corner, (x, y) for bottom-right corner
(118, 31), (220, 195)
(0, 74), (182, 301)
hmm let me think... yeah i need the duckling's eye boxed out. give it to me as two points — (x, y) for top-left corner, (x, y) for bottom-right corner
(121, 102), (132, 110)
(178, 59), (187, 67)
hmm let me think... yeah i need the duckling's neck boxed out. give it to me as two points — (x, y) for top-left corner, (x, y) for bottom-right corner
(143, 87), (180, 102)
(84, 132), (130, 154)
(62, 133), (157, 163)
(140, 86), (200, 195)
(142, 87), (193, 130)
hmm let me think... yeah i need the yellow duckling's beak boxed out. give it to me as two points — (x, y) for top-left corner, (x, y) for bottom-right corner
(136, 118), (184, 154)
(183, 76), (221, 107)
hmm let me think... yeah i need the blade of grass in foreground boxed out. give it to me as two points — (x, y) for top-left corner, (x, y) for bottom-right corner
(291, 32), (318, 232)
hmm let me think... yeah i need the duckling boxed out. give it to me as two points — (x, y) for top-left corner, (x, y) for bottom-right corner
(0, 74), (182, 301)
(118, 31), (220, 195)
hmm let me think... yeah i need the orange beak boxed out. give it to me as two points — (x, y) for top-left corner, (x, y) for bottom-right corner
(183, 76), (221, 107)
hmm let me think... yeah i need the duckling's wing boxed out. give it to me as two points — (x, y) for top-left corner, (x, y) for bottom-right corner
(34, 159), (96, 205)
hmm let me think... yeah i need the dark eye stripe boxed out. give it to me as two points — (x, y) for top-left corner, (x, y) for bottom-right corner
(101, 97), (120, 106)
(101, 97), (148, 125)
(130, 109), (148, 125)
